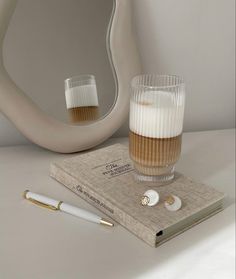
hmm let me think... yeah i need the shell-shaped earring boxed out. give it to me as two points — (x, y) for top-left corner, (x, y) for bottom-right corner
(164, 195), (182, 211)
(141, 190), (159, 206)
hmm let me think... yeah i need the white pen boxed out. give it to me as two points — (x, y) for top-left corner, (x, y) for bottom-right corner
(23, 190), (114, 227)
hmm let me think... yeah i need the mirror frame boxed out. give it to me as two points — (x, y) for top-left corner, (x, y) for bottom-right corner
(0, 0), (141, 153)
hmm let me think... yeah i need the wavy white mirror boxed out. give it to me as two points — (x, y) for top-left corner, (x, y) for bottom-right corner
(0, 0), (141, 152)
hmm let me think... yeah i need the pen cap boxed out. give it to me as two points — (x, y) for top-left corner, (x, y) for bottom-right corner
(24, 191), (60, 209)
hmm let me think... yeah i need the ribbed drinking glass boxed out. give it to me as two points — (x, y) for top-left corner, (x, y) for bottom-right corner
(129, 75), (185, 183)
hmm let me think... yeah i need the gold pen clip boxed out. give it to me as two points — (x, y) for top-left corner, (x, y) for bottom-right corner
(23, 190), (59, 211)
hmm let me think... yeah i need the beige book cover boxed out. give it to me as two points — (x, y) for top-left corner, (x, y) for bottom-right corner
(50, 144), (224, 247)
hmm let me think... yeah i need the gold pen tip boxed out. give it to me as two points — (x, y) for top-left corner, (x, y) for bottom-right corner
(100, 218), (114, 227)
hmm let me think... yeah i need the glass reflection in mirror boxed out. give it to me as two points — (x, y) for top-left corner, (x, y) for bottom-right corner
(65, 75), (100, 124)
(3, 0), (116, 125)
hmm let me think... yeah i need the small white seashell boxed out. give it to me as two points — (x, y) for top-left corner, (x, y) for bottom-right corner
(164, 195), (182, 211)
(141, 190), (159, 207)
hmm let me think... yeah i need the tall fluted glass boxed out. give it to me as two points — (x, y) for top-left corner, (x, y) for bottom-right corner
(129, 75), (185, 183)
(65, 75), (99, 123)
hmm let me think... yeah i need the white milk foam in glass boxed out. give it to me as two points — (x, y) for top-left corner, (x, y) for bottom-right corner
(130, 90), (185, 139)
(65, 84), (99, 109)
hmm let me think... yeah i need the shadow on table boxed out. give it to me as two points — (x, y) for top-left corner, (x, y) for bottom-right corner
(177, 131), (235, 207)
(98, 205), (234, 279)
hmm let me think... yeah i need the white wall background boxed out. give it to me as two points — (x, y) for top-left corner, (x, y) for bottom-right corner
(116, 0), (235, 136)
(0, 0), (235, 146)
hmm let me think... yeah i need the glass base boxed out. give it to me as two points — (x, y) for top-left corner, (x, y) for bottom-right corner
(133, 163), (175, 185)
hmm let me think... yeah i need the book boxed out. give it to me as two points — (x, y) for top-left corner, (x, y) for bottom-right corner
(50, 144), (225, 247)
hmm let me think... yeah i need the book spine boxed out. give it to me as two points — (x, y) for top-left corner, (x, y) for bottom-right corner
(50, 163), (156, 247)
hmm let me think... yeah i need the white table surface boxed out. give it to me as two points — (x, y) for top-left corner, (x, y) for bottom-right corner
(0, 129), (235, 279)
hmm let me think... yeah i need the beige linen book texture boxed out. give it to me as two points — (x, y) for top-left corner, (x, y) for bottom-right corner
(50, 144), (224, 247)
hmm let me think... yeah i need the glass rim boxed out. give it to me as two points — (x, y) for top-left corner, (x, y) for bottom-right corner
(65, 74), (95, 84)
(131, 74), (185, 90)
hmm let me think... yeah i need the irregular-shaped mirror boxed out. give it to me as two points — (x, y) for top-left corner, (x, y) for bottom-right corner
(0, 0), (141, 152)
(3, 0), (116, 125)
